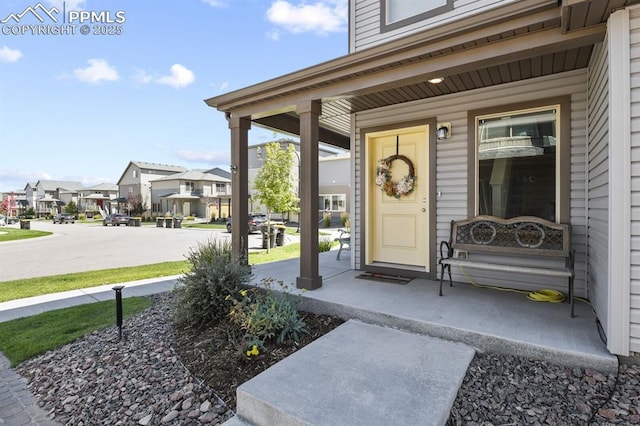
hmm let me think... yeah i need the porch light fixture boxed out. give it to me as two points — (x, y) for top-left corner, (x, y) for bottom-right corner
(230, 165), (238, 173)
(437, 122), (451, 140)
(428, 77), (444, 84)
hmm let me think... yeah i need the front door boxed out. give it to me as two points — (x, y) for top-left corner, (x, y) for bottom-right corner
(366, 125), (429, 271)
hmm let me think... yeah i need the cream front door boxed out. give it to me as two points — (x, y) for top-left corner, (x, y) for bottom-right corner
(366, 125), (429, 271)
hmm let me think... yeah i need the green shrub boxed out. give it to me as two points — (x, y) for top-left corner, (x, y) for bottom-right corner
(174, 239), (252, 327)
(78, 213), (86, 220)
(318, 237), (333, 253)
(340, 212), (349, 227)
(228, 279), (307, 351)
(322, 211), (331, 228)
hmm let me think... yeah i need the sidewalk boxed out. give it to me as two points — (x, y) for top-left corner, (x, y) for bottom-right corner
(0, 276), (181, 323)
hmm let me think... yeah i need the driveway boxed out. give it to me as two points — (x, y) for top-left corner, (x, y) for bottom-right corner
(0, 221), (275, 281)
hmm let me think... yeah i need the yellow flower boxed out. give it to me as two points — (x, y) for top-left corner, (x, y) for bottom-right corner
(225, 295), (231, 301)
(240, 289), (248, 297)
(229, 309), (235, 316)
(246, 345), (259, 357)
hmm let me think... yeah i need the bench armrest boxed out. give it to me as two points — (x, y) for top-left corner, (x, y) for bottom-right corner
(440, 240), (452, 260)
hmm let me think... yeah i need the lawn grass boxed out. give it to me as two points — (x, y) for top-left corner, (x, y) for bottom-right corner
(0, 261), (190, 303)
(181, 222), (227, 230)
(0, 227), (51, 242)
(249, 242), (301, 264)
(0, 297), (152, 367)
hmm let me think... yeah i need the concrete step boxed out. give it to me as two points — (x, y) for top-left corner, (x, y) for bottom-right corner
(224, 320), (475, 426)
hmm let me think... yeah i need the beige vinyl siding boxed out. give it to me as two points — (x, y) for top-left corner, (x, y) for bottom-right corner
(629, 7), (640, 353)
(352, 0), (518, 52)
(354, 70), (588, 296)
(587, 40), (610, 339)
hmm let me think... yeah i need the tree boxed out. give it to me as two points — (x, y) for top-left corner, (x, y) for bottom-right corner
(64, 201), (78, 216)
(127, 194), (148, 217)
(252, 141), (298, 252)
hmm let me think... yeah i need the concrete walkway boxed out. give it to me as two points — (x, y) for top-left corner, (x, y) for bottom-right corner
(0, 353), (57, 426)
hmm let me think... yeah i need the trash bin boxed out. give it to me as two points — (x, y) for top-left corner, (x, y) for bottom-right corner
(156, 217), (164, 227)
(132, 218), (141, 227)
(261, 225), (276, 249)
(165, 218), (173, 228)
(20, 219), (30, 230)
(275, 226), (286, 246)
(173, 218), (182, 228)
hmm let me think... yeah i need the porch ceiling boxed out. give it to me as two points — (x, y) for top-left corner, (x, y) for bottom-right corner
(206, 0), (638, 147)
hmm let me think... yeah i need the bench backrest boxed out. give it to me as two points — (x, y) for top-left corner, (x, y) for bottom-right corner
(450, 215), (571, 258)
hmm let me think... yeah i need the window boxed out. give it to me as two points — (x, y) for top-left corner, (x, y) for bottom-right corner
(216, 183), (227, 194)
(185, 181), (195, 193)
(132, 170), (137, 178)
(381, 0), (453, 32)
(319, 194), (346, 212)
(476, 106), (559, 222)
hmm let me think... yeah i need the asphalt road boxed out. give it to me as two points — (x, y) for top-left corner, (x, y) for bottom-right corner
(0, 221), (270, 281)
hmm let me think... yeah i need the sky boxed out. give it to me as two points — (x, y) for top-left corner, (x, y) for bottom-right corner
(0, 0), (348, 193)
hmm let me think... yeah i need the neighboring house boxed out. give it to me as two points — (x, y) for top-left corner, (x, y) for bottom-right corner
(23, 182), (37, 212)
(319, 152), (351, 223)
(206, 167), (231, 180)
(149, 170), (231, 219)
(79, 183), (119, 216)
(248, 139), (346, 222)
(117, 161), (187, 216)
(0, 189), (27, 217)
(31, 180), (84, 217)
(206, 0), (640, 356)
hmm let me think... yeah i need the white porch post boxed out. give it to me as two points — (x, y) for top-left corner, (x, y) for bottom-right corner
(229, 115), (251, 262)
(296, 100), (323, 290)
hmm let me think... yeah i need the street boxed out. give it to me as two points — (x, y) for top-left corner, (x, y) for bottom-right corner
(0, 221), (278, 281)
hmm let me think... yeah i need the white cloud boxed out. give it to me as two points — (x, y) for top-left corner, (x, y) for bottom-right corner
(178, 150), (230, 164)
(201, 0), (228, 7)
(132, 68), (154, 86)
(72, 59), (119, 83)
(0, 46), (23, 63)
(155, 64), (195, 88)
(267, 0), (347, 35)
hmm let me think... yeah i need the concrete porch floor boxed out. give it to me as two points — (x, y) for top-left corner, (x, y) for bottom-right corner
(251, 249), (616, 373)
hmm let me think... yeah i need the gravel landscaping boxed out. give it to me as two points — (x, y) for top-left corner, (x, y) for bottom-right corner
(14, 292), (640, 425)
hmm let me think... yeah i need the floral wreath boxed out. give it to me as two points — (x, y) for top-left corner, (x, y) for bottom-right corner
(375, 154), (416, 199)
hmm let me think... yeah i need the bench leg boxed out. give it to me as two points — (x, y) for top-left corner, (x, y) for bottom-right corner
(336, 245), (342, 260)
(569, 276), (574, 318)
(439, 264), (453, 296)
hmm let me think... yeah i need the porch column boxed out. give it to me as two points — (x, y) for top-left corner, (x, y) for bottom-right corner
(296, 100), (322, 290)
(229, 115), (251, 262)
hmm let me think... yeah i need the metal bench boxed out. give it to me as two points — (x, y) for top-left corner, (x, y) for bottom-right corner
(439, 216), (576, 317)
(335, 228), (351, 260)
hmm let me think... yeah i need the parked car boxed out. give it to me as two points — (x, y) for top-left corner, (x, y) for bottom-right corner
(53, 213), (75, 224)
(226, 214), (267, 233)
(103, 214), (132, 226)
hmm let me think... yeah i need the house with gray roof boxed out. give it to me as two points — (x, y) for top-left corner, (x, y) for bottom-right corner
(117, 161), (187, 217)
(149, 170), (231, 219)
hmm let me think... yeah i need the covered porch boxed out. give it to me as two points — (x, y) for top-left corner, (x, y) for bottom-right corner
(204, 0), (621, 290)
